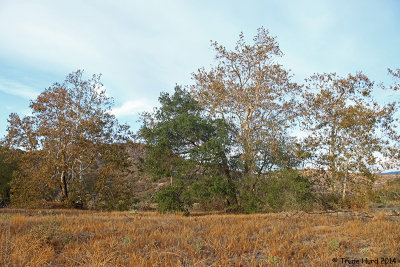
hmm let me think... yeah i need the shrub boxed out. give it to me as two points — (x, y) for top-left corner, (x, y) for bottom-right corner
(315, 192), (341, 210)
(0, 148), (17, 207)
(89, 175), (136, 211)
(372, 177), (400, 208)
(155, 184), (193, 213)
(9, 169), (58, 209)
(238, 169), (315, 213)
(191, 175), (237, 211)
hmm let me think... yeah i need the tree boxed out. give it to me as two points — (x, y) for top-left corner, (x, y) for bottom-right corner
(140, 86), (234, 181)
(4, 70), (131, 206)
(300, 72), (391, 201)
(139, 86), (237, 211)
(191, 27), (301, 174)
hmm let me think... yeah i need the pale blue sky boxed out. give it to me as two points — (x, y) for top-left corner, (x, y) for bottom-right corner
(0, 0), (399, 137)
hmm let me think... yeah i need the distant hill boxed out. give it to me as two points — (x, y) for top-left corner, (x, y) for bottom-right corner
(379, 171), (400, 175)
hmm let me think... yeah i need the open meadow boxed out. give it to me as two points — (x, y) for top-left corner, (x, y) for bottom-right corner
(0, 209), (399, 266)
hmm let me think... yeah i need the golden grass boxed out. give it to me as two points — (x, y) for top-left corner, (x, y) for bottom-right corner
(0, 209), (399, 266)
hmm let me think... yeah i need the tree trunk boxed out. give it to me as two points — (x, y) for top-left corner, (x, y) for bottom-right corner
(60, 171), (68, 199)
(342, 158), (351, 201)
(330, 119), (337, 191)
(342, 172), (347, 201)
(221, 153), (231, 180)
(243, 107), (253, 174)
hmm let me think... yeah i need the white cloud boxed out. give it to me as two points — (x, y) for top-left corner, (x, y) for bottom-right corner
(0, 78), (39, 100)
(111, 99), (155, 117)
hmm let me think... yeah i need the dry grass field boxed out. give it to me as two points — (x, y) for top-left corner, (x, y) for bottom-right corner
(0, 209), (399, 266)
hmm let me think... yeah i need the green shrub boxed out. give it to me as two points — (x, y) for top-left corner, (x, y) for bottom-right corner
(155, 184), (193, 213)
(238, 169), (315, 213)
(191, 175), (237, 211)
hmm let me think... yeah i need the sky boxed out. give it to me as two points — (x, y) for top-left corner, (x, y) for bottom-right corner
(0, 0), (399, 138)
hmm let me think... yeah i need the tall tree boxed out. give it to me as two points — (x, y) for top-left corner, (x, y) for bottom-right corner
(191, 27), (301, 174)
(300, 72), (391, 200)
(4, 70), (131, 205)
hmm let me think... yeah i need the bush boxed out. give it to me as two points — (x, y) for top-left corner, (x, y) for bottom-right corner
(372, 177), (400, 208)
(0, 147), (20, 207)
(155, 184), (193, 213)
(10, 169), (58, 208)
(315, 192), (341, 210)
(191, 175), (237, 211)
(87, 175), (136, 211)
(238, 169), (315, 213)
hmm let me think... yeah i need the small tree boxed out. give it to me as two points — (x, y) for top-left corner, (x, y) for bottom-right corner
(300, 72), (391, 202)
(4, 70), (132, 207)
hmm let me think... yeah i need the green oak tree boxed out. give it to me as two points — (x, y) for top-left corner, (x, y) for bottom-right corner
(140, 86), (235, 181)
(139, 86), (237, 211)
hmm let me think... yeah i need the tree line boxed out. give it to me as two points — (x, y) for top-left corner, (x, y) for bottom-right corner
(1, 27), (400, 212)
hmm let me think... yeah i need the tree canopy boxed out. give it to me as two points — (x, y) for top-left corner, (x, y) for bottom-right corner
(191, 27), (301, 174)
(4, 70), (132, 207)
(139, 86), (234, 181)
(300, 72), (392, 200)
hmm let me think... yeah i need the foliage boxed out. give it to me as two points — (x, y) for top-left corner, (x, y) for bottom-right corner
(155, 183), (193, 213)
(1, 29), (399, 214)
(384, 68), (400, 168)
(191, 27), (301, 173)
(4, 70), (132, 207)
(140, 86), (234, 181)
(237, 169), (315, 213)
(0, 147), (20, 206)
(62, 143), (136, 210)
(89, 176), (136, 211)
(9, 150), (59, 208)
(191, 175), (237, 211)
(373, 176), (400, 208)
(300, 72), (391, 201)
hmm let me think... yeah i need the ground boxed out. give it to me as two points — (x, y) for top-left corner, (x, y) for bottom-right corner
(0, 209), (399, 266)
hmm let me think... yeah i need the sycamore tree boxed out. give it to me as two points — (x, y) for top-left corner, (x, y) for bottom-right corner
(383, 68), (400, 168)
(300, 72), (392, 201)
(4, 70), (131, 207)
(191, 27), (301, 174)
